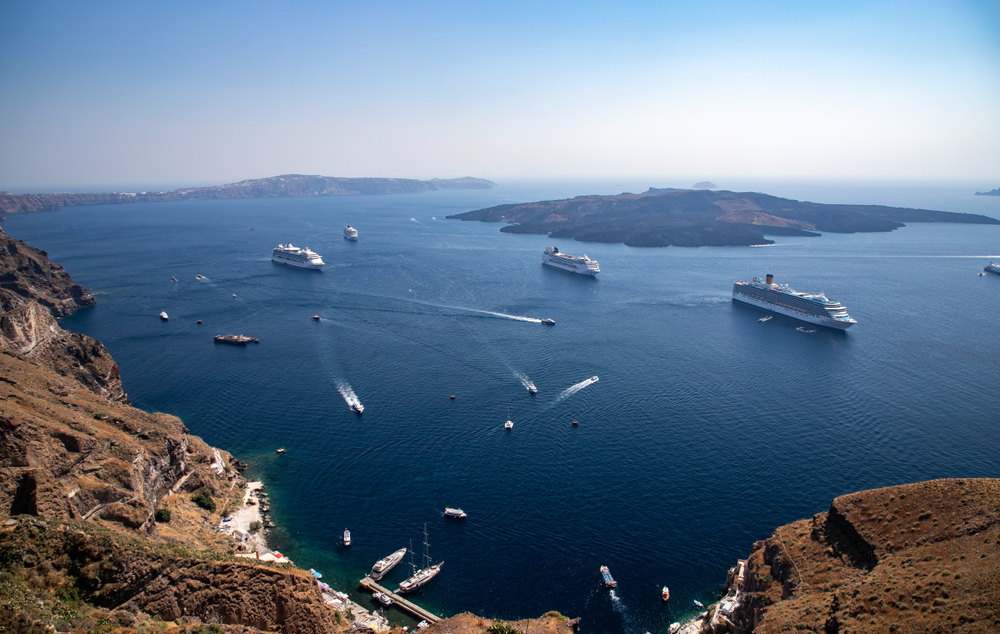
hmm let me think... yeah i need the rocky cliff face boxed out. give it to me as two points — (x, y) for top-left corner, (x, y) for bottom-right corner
(727, 479), (1000, 633)
(0, 226), (95, 316)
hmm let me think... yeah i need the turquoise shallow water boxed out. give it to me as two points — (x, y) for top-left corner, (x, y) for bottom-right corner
(5, 181), (1000, 633)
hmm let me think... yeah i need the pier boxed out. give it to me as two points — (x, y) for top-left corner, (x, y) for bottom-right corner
(359, 576), (442, 624)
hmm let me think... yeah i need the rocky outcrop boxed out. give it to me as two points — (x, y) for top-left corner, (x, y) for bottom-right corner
(0, 174), (496, 215)
(448, 189), (999, 247)
(0, 226), (95, 316)
(728, 479), (1000, 633)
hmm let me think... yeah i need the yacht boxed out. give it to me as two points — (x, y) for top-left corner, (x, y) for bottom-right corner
(344, 225), (359, 241)
(272, 243), (325, 269)
(371, 548), (408, 580)
(343, 529), (351, 546)
(373, 592), (393, 607)
(443, 507), (467, 518)
(159, 311), (168, 320)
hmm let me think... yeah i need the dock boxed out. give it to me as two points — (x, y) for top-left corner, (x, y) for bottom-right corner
(359, 576), (442, 624)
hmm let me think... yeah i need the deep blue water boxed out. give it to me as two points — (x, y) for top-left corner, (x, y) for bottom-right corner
(4, 181), (999, 634)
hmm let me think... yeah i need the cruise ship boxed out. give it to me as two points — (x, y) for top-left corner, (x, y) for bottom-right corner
(733, 274), (856, 330)
(272, 243), (325, 269)
(984, 262), (1000, 276)
(344, 225), (358, 241)
(543, 247), (599, 276)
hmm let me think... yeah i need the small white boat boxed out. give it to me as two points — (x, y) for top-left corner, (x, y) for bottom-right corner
(528, 385), (537, 394)
(504, 408), (513, 429)
(159, 311), (169, 320)
(693, 600), (704, 608)
(352, 402), (364, 415)
(591, 375), (599, 382)
(373, 592), (393, 607)
(600, 565), (616, 588)
(417, 621), (430, 629)
(759, 315), (772, 322)
(196, 273), (205, 279)
(443, 507), (467, 518)
(343, 529), (352, 546)
(668, 624), (681, 634)
(276, 448), (286, 454)
(171, 276), (177, 282)
(662, 586), (670, 601)
(540, 318), (555, 325)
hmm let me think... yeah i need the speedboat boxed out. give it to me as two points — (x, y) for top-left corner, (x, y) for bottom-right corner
(600, 565), (616, 588)
(528, 385), (537, 394)
(159, 311), (168, 320)
(171, 276), (177, 282)
(276, 448), (286, 454)
(540, 318), (555, 325)
(693, 600), (704, 608)
(443, 507), (467, 518)
(343, 529), (351, 546)
(662, 586), (670, 601)
(352, 402), (364, 415)
(759, 315), (772, 322)
(591, 376), (599, 382)
(668, 624), (681, 634)
(417, 621), (430, 629)
(373, 592), (393, 607)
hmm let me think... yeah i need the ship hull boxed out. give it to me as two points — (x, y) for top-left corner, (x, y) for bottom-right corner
(542, 256), (598, 276)
(733, 292), (854, 330)
(272, 256), (324, 269)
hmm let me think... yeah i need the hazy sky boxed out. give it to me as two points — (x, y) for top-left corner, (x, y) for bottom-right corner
(1, 0), (998, 190)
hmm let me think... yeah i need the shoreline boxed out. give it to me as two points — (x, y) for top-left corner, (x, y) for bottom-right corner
(225, 481), (292, 564)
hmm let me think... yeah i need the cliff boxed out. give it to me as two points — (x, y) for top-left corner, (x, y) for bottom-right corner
(716, 479), (1000, 633)
(0, 174), (496, 216)
(448, 189), (1000, 247)
(0, 226), (95, 316)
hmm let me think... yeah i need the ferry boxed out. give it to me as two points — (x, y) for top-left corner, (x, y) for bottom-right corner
(733, 274), (856, 330)
(985, 262), (1000, 276)
(371, 548), (408, 580)
(343, 529), (351, 546)
(214, 334), (254, 345)
(159, 311), (168, 320)
(344, 225), (359, 241)
(272, 243), (325, 269)
(600, 565), (617, 588)
(542, 247), (599, 276)
(444, 507), (467, 518)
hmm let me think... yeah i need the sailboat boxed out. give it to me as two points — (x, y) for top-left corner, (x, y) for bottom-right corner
(397, 525), (443, 594)
(505, 408), (513, 430)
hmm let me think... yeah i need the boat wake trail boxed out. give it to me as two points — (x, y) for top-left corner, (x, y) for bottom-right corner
(514, 371), (537, 393)
(336, 381), (363, 413)
(553, 376), (599, 404)
(470, 309), (542, 324)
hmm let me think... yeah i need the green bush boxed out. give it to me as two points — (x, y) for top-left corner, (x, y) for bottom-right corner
(248, 521), (262, 533)
(154, 508), (171, 523)
(191, 488), (216, 513)
(488, 620), (520, 634)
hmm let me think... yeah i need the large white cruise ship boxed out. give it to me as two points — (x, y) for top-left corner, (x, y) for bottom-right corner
(272, 243), (325, 269)
(542, 246), (600, 276)
(344, 225), (358, 241)
(733, 274), (856, 330)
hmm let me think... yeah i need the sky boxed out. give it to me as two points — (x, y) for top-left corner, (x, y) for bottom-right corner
(1, 0), (998, 191)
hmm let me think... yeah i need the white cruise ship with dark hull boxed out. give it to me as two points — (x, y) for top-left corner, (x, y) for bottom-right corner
(733, 274), (856, 330)
(542, 246), (599, 276)
(272, 243), (325, 269)
(984, 262), (1000, 276)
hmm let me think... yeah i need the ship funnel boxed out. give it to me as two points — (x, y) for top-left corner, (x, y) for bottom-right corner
(765, 274), (774, 285)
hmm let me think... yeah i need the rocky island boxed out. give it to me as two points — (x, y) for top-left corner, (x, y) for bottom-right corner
(974, 187), (1000, 196)
(0, 174), (495, 217)
(448, 188), (1000, 247)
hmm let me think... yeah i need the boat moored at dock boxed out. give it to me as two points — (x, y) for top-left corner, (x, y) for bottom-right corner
(272, 243), (325, 269)
(398, 525), (443, 594)
(733, 274), (856, 330)
(542, 247), (599, 276)
(371, 548), (408, 580)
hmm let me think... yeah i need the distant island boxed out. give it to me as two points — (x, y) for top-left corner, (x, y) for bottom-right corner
(448, 187), (1000, 247)
(692, 181), (718, 189)
(974, 187), (1000, 196)
(0, 174), (495, 217)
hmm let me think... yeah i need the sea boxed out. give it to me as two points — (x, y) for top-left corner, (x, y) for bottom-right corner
(4, 180), (999, 634)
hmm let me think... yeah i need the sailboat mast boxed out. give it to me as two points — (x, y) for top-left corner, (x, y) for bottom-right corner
(409, 539), (416, 574)
(423, 523), (431, 568)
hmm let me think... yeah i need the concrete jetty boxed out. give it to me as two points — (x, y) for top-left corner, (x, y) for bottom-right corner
(359, 576), (442, 624)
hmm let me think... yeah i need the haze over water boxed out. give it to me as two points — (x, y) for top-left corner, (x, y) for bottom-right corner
(5, 181), (999, 634)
